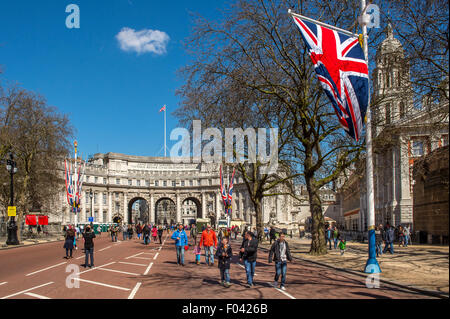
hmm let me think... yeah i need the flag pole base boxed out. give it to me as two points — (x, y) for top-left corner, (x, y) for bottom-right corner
(364, 257), (381, 274)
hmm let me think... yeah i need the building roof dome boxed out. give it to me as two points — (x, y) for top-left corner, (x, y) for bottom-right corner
(377, 24), (403, 57)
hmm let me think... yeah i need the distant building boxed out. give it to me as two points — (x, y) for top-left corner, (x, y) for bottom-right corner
(413, 145), (449, 244)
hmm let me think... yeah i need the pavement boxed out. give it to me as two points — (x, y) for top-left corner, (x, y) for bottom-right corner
(0, 235), (64, 250)
(0, 231), (439, 299)
(260, 236), (449, 297)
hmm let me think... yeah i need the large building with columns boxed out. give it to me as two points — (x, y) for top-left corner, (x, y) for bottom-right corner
(53, 152), (327, 231)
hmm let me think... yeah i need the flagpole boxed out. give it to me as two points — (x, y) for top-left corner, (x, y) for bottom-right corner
(164, 106), (167, 157)
(360, 0), (381, 274)
(74, 141), (78, 227)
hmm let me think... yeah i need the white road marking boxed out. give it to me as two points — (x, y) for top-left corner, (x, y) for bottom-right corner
(118, 262), (147, 267)
(78, 262), (116, 275)
(235, 263), (257, 275)
(99, 246), (112, 252)
(130, 257), (152, 260)
(0, 282), (54, 299)
(0, 282), (7, 286)
(125, 252), (144, 260)
(141, 252), (154, 255)
(26, 262), (67, 276)
(24, 292), (51, 299)
(96, 268), (140, 276)
(158, 246), (162, 251)
(74, 278), (130, 291)
(274, 286), (296, 299)
(127, 282), (142, 299)
(153, 252), (159, 260)
(143, 262), (154, 275)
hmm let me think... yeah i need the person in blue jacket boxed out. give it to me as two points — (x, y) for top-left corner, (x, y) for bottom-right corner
(171, 223), (189, 266)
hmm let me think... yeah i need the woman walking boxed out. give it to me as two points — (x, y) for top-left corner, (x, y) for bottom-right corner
(215, 237), (232, 288)
(63, 225), (76, 259)
(152, 225), (158, 243)
(82, 225), (96, 268)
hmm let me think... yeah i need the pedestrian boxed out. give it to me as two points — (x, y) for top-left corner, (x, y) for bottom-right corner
(333, 226), (339, 250)
(151, 225), (158, 243)
(142, 224), (149, 245)
(215, 237), (232, 288)
(122, 224), (128, 240)
(375, 224), (383, 257)
(82, 225), (96, 268)
(37, 224), (42, 236)
(171, 224), (188, 266)
(127, 224), (133, 240)
(269, 227), (276, 245)
(240, 231), (258, 288)
(75, 225), (80, 239)
(136, 224), (142, 240)
(403, 225), (410, 247)
(218, 228), (224, 247)
(234, 226), (239, 240)
(398, 225), (404, 247)
(383, 224), (395, 254)
(264, 226), (269, 241)
(199, 224), (218, 266)
(338, 238), (347, 255)
(158, 225), (163, 244)
(268, 232), (292, 291)
(64, 225), (75, 259)
(190, 223), (198, 245)
(194, 244), (201, 265)
(110, 225), (117, 242)
(325, 225), (332, 250)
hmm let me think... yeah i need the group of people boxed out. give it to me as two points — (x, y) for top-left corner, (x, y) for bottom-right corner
(325, 224), (347, 255)
(63, 224), (96, 268)
(171, 223), (293, 291)
(375, 224), (411, 256)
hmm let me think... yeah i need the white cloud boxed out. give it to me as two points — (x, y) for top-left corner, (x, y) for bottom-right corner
(116, 27), (170, 55)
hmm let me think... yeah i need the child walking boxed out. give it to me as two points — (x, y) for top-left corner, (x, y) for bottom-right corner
(194, 244), (201, 265)
(215, 237), (232, 288)
(338, 238), (347, 255)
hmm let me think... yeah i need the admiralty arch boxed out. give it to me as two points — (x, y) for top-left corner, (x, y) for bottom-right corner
(55, 152), (305, 229)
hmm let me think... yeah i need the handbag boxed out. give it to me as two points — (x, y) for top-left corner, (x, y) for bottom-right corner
(184, 245), (189, 251)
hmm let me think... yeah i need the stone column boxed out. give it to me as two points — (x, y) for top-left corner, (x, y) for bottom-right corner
(124, 192), (128, 224)
(150, 193), (155, 224)
(82, 190), (87, 223)
(176, 192), (181, 223)
(215, 191), (221, 218)
(201, 192), (206, 219)
(99, 191), (103, 223)
(108, 192), (112, 223)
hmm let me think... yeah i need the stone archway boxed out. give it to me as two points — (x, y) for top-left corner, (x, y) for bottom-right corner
(155, 197), (176, 226)
(181, 197), (202, 224)
(128, 197), (149, 225)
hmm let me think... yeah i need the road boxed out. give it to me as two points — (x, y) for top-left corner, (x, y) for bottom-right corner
(0, 231), (434, 299)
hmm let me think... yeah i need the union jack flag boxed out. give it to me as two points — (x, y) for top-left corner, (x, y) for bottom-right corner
(291, 15), (369, 141)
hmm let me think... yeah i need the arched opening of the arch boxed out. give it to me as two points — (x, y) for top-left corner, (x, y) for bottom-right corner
(155, 198), (176, 226)
(181, 197), (202, 225)
(128, 197), (149, 225)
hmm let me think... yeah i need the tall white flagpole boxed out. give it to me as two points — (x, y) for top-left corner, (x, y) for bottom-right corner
(360, 0), (381, 274)
(164, 105), (167, 157)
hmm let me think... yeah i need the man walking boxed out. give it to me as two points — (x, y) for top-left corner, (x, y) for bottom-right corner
(325, 225), (332, 250)
(158, 225), (164, 244)
(110, 224), (118, 242)
(269, 227), (276, 245)
(403, 225), (410, 247)
(268, 232), (292, 291)
(240, 231), (258, 288)
(82, 225), (96, 268)
(383, 224), (395, 254)
(143, 223), (151, 245)
(171, 224), (188, 266)
(199, 224), (217, 266)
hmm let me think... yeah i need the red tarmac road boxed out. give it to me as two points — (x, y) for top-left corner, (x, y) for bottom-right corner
(0, 231), (434, 299)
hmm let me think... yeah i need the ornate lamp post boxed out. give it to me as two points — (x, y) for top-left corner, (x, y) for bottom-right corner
(89, 188), (93, 222)
(6, 152), (19, 245)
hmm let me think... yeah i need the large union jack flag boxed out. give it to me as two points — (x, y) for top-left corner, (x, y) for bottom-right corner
(292, 16), (369, 141)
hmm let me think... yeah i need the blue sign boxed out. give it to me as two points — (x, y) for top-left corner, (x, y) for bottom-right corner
(88, 217), (94, 222)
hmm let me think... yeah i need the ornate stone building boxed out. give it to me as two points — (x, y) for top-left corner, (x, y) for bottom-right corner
(337, 25), (449, 231)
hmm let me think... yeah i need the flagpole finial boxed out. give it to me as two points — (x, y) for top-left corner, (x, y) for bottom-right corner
(288, 9), (292, 14)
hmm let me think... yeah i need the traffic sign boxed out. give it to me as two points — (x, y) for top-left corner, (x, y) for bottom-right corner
(8, 206), (16, 217)
(88, 217), (94, 222)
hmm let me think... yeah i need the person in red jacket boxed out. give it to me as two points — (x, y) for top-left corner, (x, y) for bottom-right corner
(199, 224), (217, 266)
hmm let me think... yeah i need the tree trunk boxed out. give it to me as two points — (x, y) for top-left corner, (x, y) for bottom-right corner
(253, 197), (264, 243)
(307, 183), (327, 255)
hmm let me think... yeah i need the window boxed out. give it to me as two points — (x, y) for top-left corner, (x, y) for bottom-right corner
(95, 177), (98, 184)
(181, 181), (185, 187)
(94, 193), (97, 204)
(103, 178), (107, 185)
(399, 102), (405, 118)
(189, 180), (193, 186)
(86, 196), (89, 204)
(115, 193), (119, 200)
(103, 211), (107, 222)
(412, 140), (424, 157)
(155, 181), (159, 187)
(172, 181), (176, 187)
(103, 193), (106, 205)
(128, 180), (132, 186)
(145, 180), (150, 187)
(442, 135), (449, 147)
(115, 203), (120, 213)
(137, 180), (141, 186)
(86, 176), (89, 183)
(163, 181), (167, 187)
(116, 178), (120, 185)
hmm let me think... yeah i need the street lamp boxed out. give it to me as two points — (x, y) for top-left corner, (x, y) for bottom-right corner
(89, 188), (93, 223)
(6, 152), (19, 245)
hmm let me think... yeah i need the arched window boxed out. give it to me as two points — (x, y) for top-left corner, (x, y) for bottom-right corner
(399, 102), (405, 118)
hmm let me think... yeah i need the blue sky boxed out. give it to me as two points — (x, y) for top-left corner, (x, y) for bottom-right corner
(0, 0), (226, 158)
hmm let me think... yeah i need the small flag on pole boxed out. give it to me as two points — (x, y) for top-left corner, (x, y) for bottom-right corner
(159, 105), (166, 112)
